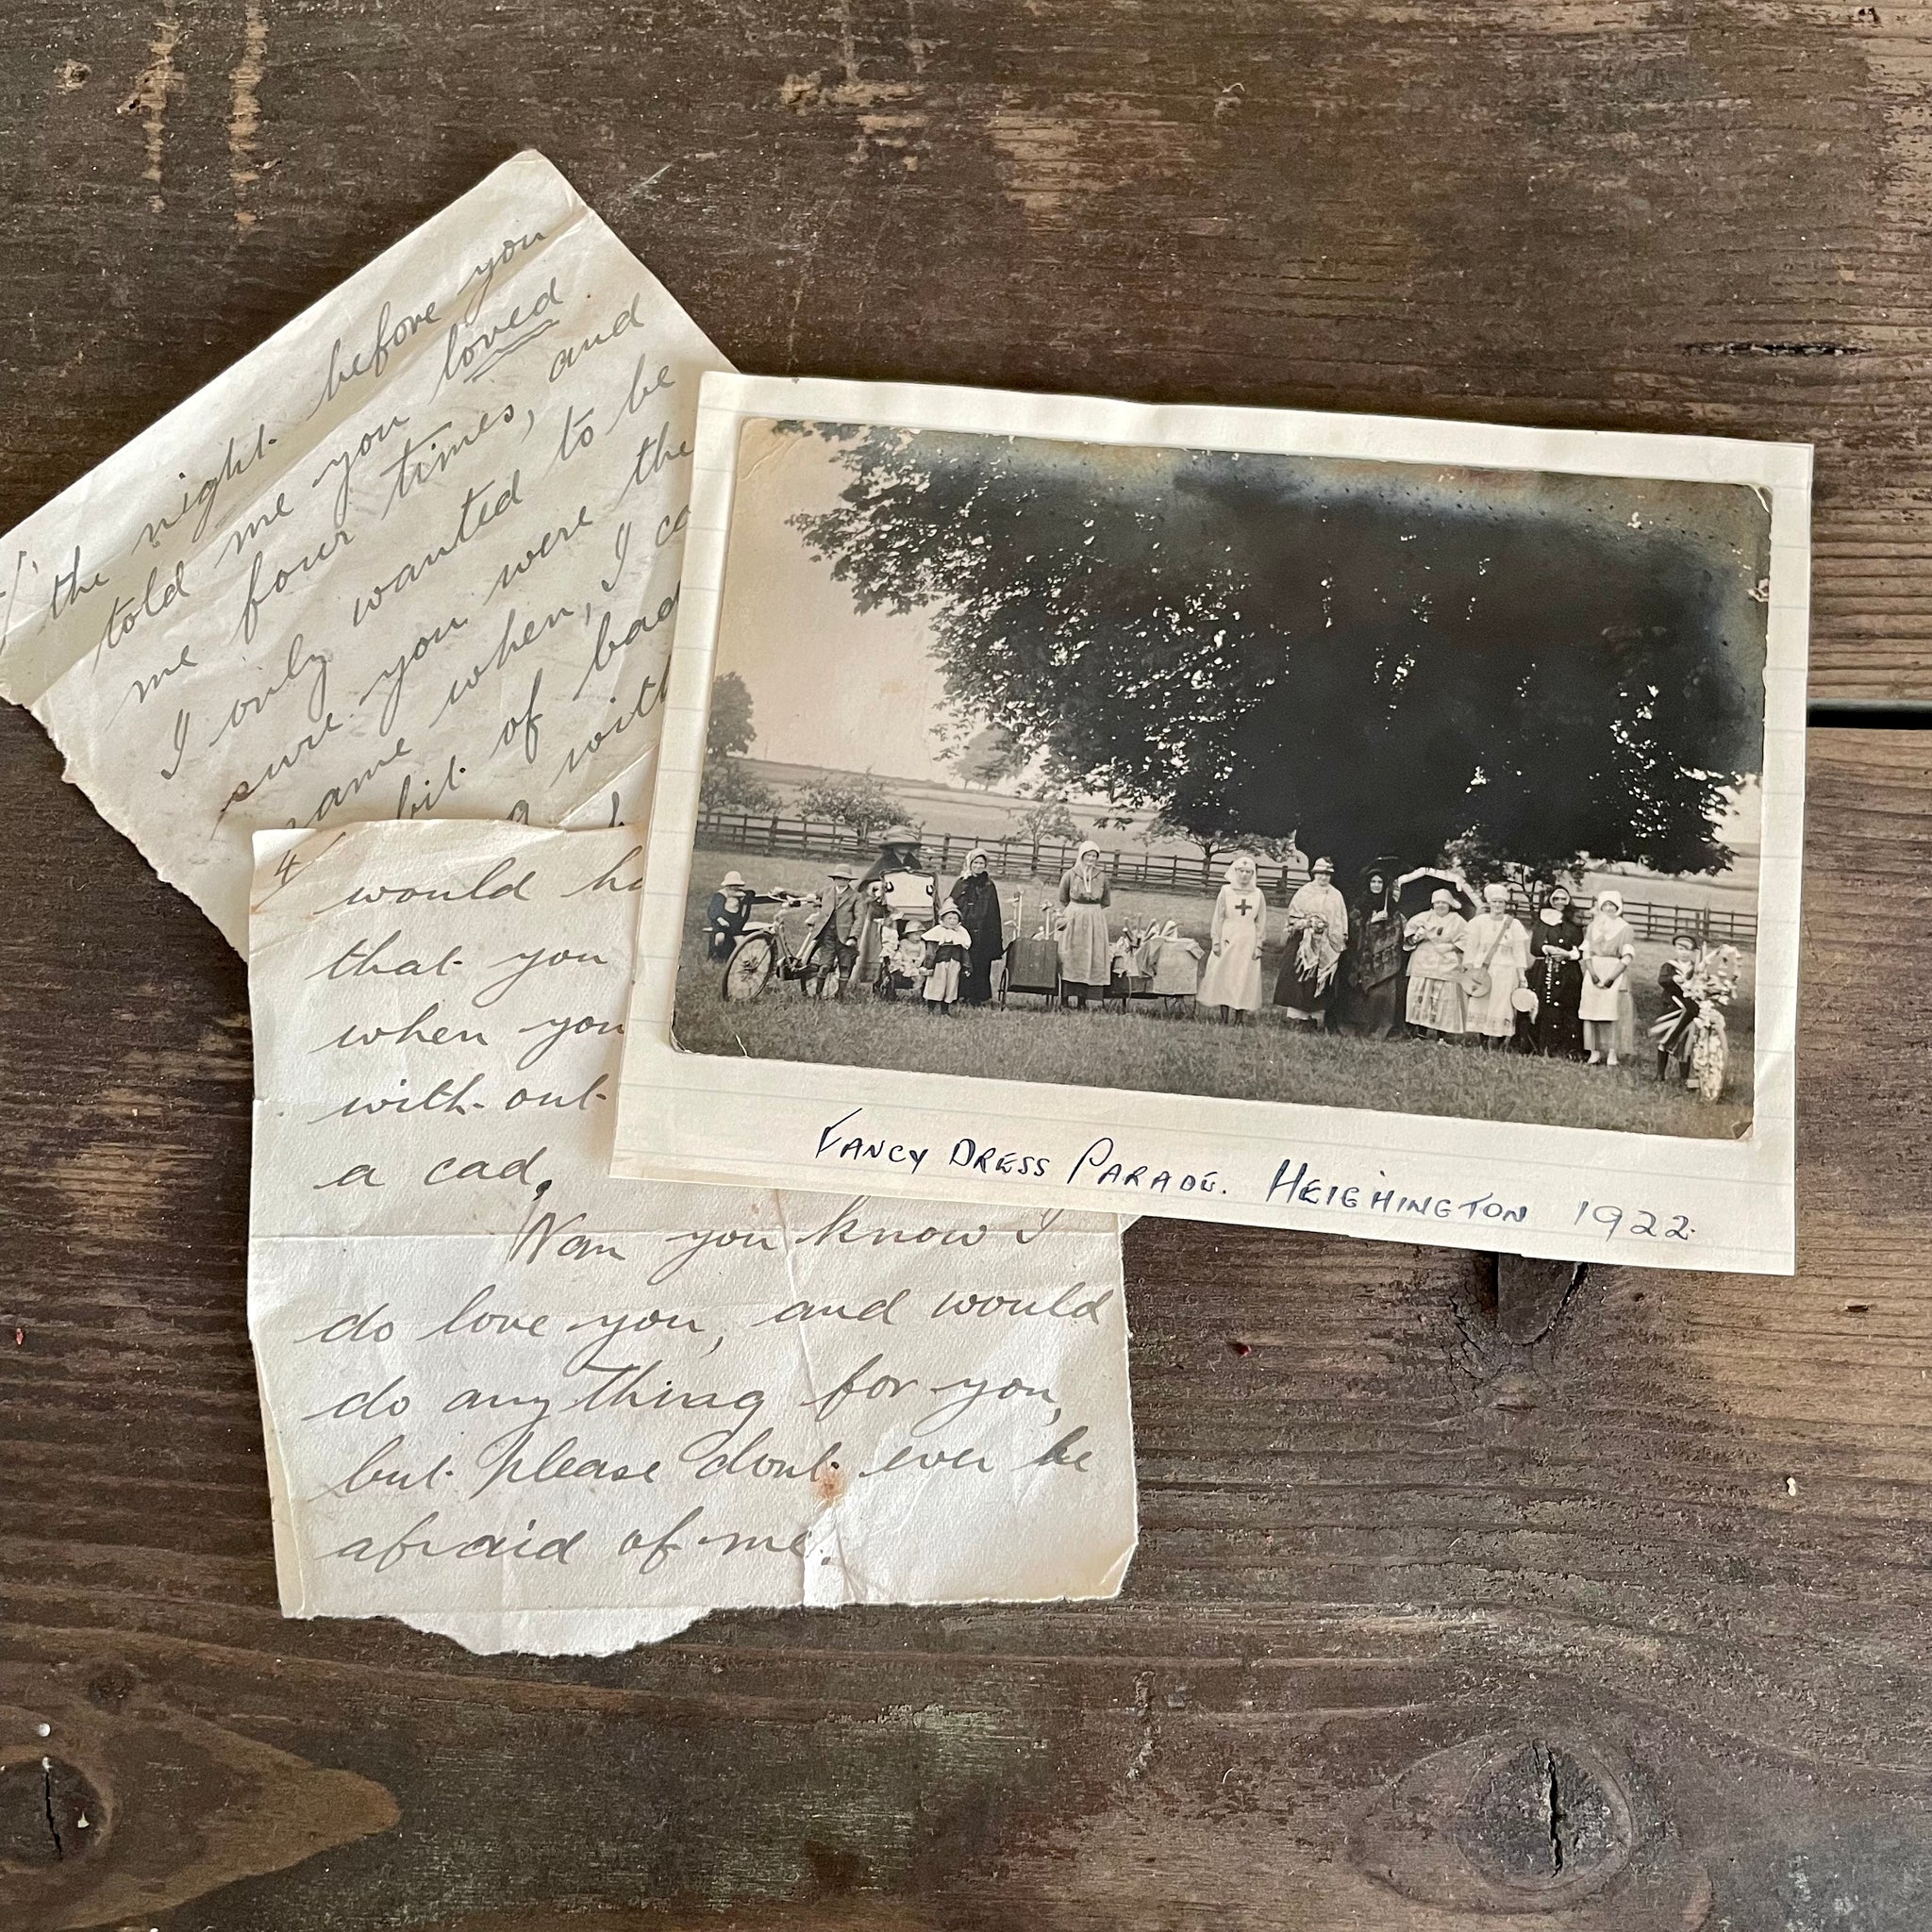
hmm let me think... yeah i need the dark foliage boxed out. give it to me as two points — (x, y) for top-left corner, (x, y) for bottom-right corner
(789, 425), (1765, 879)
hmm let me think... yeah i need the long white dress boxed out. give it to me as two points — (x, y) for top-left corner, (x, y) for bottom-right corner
(1197, 883), (1268, 1010)
(1579, 913), (1638, 1054)
(921, 926), (970, 1006)
(1458, 911), (1531, 1038)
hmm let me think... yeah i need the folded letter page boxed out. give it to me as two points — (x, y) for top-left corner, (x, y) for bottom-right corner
(248, 820), (1136, 1644)
(1, 150), (729, 951)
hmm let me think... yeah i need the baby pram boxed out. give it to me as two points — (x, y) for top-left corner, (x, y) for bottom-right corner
(999, 893), (1061, 1007)
(858, 867), (940, 999)
(1102, 929), (1158, 1013)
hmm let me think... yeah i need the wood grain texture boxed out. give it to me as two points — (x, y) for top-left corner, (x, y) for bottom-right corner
(3, 706), (1931, 1927)
(5, 6), (1932, 1924)
(0, 1), (1929, 695)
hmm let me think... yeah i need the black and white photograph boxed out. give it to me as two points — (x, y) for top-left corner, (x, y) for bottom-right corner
(620, 375), (1807, 1269)
(668, 410), (1773, 1142)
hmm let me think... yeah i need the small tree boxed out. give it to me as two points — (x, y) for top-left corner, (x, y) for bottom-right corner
(953, 723), (1027, 790)
(1141, 810), (1224, 874)
(797, 773), (907, 844)
(700, 673), (775, 815)
(1010, 794), (1082, 844)
(700, 758), (778, 815)
(707, 672), (758, 761)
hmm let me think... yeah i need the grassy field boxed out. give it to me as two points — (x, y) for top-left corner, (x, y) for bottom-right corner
(674, 847), (1756, 1141)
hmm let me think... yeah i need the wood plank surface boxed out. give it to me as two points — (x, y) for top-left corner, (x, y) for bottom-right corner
(3, 708), (1930, 1927)
(7, 6), (1932, 1926)
(2, 2), (1932, 697)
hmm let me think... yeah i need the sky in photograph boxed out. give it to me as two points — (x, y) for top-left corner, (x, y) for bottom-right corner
(713, 422), (969, 783)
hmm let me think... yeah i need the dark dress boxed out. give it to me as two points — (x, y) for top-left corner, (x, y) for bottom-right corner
(1525, 910), (1586, 1058)
(707, 888), (753, 958)
(951, 871), (1003, 1007)
(1335, 899), (1405, 1037)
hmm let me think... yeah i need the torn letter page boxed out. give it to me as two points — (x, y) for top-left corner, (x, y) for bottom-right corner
(247, 820), (1136, 1638)
(0, 150), (728, 952)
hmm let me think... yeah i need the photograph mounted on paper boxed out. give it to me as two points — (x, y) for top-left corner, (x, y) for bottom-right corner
(678, 418), (1770, 1140)
(618, 376), (1807, 1273)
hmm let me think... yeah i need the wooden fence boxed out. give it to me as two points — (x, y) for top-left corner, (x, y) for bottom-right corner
(695, 809), (1758, 946)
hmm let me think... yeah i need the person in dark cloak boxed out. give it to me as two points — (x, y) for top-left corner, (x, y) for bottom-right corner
(1334, 860), (1405, 1038)
(948, 848), (1004, 1007)
(1524, 883), (1587, 1058)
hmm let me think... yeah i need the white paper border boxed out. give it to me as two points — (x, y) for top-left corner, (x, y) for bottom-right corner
(614, 374), (1809, 1275)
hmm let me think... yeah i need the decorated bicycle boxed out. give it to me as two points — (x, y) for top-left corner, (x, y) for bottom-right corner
(717, 825), (941, 1004)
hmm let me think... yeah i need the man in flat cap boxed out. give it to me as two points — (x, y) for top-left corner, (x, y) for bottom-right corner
(811, 860), (862, 997)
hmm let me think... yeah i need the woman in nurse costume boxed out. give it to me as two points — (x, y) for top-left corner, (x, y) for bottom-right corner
(1198, 854), (1269, 1023)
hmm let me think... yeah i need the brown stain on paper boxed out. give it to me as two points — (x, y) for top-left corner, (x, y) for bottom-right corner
(228, 0), (269, 228)
(118, 11), (183, 208)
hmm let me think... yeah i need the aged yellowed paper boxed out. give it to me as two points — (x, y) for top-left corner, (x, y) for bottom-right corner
(1, 151), (728, 950)
(248, 820), (1136, 1646)
(614, 373), (1807, 1274)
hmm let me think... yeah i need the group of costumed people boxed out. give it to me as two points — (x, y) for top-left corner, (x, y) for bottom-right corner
(704, 836), (1007, 1013)
(1051, 845), (1703, 1074)
(845, 843), (1007, 1013)
(707, 837), (1739, 1083)
(1196, 859), (1740, 1079)
(1394, 878), (1645, 1061)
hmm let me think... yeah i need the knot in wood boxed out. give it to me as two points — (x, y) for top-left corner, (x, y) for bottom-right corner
(0, 1755), (105, 1867)
(1457, 1739), (1625, 1891)
(1350, 1727), (1639, 1912)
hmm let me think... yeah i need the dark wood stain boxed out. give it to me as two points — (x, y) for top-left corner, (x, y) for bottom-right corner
(4, 5), (1932, 1924)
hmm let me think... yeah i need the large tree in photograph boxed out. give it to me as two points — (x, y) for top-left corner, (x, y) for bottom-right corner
(788, 425), (1767, 882)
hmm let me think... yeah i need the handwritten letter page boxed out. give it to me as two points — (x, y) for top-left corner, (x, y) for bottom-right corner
(247, 821), (1136, 1644)
(1, 151), (729, 951)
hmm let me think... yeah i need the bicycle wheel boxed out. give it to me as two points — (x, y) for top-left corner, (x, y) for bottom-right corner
(723, 934), (777, 1002)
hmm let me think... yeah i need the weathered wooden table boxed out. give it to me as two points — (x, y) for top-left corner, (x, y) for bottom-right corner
(5, 6), (1931, 1927)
